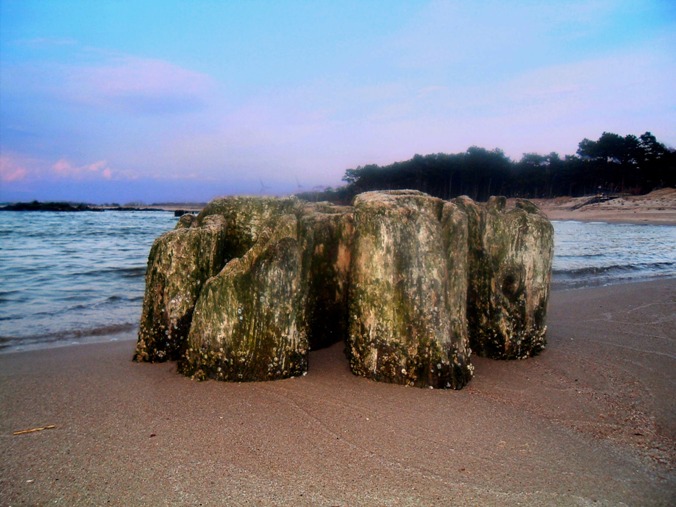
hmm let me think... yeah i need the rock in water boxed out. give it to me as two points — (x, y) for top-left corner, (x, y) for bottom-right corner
(180, 214), (308, 381)
(134, 215), (227, 362)
(347, 191), (473, 388)
(457, 196), (554, 359)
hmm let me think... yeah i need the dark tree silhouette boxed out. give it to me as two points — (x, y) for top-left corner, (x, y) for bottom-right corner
(297, 131), (674, 203)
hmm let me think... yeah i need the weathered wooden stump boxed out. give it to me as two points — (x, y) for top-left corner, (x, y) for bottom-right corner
(134, 215), (227, 362)
(347, 191), (473, 388)
(135, 191), (554, 388)
(180, 214), (308, 381)
(456, 196), (554, 359)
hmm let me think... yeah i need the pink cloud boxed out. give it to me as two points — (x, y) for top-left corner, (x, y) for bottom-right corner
(0, 155), (29, 182)
(51, 159), (114, 180)
(0, 153), (133, 186)
(85, 160), (107, 173)
(52, 159), (73, 175)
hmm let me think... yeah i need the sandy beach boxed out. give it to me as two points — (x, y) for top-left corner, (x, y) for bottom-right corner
(529, 188), (676, 225)
(1, 279), (674, 506)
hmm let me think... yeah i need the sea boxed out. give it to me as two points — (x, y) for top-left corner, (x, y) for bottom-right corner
(0, 211), (674, 353)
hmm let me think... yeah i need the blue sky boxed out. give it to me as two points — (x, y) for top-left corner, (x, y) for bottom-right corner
(1, 0), (674, 203)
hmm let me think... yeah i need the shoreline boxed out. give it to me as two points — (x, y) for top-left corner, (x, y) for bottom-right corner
(1, 279), (674, 505)
(2, 275), (674, 356)
(3, 188), (674, 225)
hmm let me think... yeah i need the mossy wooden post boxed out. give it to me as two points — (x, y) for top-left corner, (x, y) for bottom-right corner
(298, 204), (353, 350)
(457, 196), (554, 359)
(440, 201), (472, 364)
(135, 192), (554, 386)
(135, 196), (303, 365)
(134, 215), (227, 362)
(196, 195), (302, 259)
(347, 191), (473, 389)
(179, 215), (309, 381)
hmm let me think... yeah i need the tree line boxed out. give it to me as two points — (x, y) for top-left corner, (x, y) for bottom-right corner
(297, 132), (675, 204)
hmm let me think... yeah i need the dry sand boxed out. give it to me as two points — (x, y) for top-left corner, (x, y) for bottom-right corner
(1, 279), (674, 506)
(529, 188), (676, 225)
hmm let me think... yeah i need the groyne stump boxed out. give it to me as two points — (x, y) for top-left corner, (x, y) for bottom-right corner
(135, 191), (554, 388)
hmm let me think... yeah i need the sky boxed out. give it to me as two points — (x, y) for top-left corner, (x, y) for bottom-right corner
(1, 0), (674, 204)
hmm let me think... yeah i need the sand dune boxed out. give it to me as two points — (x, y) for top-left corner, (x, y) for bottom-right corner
(529, 188), (676, 225)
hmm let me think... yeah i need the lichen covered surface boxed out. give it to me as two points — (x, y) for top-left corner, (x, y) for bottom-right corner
(461, 196), (554, 359)
(134, 191), (554, 386)
(134, 215), (227, 362)
(348, 191), (473, 388)
(180, 215), (308, 381)
(197, 196), (302, 259)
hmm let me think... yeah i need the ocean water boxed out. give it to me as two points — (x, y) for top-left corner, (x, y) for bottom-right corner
(551, 220), (676, 289)
(0, 212), (674, 353)
(0, 211), (176, 353)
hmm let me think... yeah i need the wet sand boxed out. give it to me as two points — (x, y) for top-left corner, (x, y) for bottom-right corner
(1, 279), (674, 506)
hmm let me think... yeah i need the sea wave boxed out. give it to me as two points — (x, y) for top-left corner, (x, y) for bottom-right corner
(553, 261), (675, 277)
(65, 294), (141, 313)
(555, 253), (607, 259)
(0, 322), (138, 352)
(117, 266), (147, 278)
(73, 266), (147, 279)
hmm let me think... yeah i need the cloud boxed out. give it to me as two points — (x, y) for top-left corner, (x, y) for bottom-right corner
(0, 155), (29, 182)
(52, 159), (114, 180)
(2, 52), (215, 117)
(72, 56), (215, 115)
(15, 37), (78, 47)
(0, 151), (144, 187)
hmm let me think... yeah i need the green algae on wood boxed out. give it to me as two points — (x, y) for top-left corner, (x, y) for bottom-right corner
(134, 215), (228, 362)
(179, 215), (308, 381)
(458, 196), (554, 359)
(347, 191), (473, 389)
(197, 195), (302, 260)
